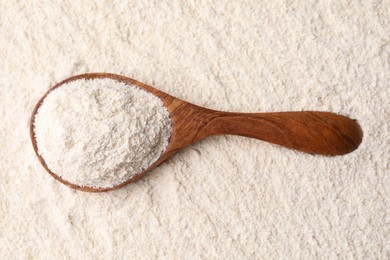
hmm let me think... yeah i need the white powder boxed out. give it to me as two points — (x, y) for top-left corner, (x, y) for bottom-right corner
(2, 2), (389, 259)
(33, 78), (172, 189)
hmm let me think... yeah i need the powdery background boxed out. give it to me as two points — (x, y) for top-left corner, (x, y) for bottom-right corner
(0, 1), (389, 259)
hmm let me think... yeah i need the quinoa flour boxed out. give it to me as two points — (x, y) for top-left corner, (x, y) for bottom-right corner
(1, 1), (389, 259)
(33, 78), (172, 188)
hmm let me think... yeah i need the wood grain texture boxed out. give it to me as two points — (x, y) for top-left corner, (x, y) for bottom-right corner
(30, 73), (363, 192)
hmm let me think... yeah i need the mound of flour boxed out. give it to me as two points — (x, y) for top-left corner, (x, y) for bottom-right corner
(33, 78), (172, 189)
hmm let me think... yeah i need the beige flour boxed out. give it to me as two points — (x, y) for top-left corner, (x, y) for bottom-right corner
(34, 78), (172, 188)
(0, 1), (389, 259)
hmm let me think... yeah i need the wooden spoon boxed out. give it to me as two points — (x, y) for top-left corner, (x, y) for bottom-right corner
(30, 73), (363, 192)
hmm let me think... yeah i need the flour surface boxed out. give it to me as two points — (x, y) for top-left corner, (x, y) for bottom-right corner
(0, 1), (389, 259)
(34, 78), (172, 188)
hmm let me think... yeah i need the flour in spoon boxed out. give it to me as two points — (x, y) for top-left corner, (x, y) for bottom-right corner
(33, 78), (172, 189)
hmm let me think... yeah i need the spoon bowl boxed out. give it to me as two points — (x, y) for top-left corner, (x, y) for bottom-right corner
(30, 73), (363, 192)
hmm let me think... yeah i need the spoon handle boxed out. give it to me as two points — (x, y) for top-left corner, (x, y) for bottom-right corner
(198, 111), (362, 156)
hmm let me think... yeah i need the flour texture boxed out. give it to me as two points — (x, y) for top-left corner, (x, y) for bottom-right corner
(34, 78), (172, 188)
(1, 1), (389, 259)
